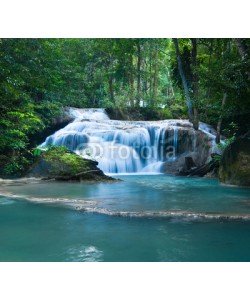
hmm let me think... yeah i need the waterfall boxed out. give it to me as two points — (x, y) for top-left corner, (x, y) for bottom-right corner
(173, 127), (178, 158)
(40, 108), (218, 174)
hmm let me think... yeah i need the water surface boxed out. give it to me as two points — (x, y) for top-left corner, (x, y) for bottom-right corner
(0, 175), (250, 261)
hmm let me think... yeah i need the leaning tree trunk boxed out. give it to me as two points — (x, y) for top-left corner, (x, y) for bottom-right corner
(216, 92), (227, 144)
(136, 40), (141, 107)
(173, 38), (194, 123)
(234, 38), (250, 80)
(191, 38), (199, 130)
(108, 76), (115, 105)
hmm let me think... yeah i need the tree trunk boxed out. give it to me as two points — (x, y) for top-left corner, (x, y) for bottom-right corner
(136, 40), (141, 106)
(234, 38), (250, 80)
(108, 76), (115, 105)
(167, 70), (175, 99)
(193, 108), (199, 130)
(142, 56), (147, 103)
(234, 38), (248, 60)
(216, 92), (227, 144)
(129, 54), (134, 107)
(173, 38), (194, 122)
(153, 49), (158, 104)
(149, 47), (153, 105)
(190, 38), (199, 130)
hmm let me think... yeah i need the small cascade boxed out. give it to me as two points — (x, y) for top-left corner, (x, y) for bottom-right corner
(40, 108), (219, 174)
(173, 127), (178, 158)
(192, 129), (197, 152)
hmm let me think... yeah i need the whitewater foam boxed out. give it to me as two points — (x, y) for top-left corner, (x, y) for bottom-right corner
(40, 108), (219, 174)
(1, 190), (250, 222)
(78, 207), (250, 221)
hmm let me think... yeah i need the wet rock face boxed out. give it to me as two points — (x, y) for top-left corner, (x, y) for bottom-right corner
(219, 137), (250, 186)
(161, 129), (213, 174)
(176, 129), (212, 165)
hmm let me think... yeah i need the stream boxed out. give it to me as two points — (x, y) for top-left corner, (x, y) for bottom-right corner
(0, 175), (250, 261)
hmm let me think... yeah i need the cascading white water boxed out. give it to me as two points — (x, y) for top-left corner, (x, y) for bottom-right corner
(40, 108), (219, 174)
(173, 127), (178, 158)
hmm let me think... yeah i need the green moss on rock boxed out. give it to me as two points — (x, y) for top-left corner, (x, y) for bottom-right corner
(218, 137), (250, 186)
(27, 146), (114, 182)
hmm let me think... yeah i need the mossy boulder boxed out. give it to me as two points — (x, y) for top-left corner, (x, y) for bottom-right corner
(27, 146), (115, 182)
(219, 137), (250, 186)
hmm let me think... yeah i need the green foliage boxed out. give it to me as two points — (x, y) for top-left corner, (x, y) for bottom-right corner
(33, 148), (42, 157)
(217, 122), (239, 153)
(3, 156), (30, 176)
(222, 122), (239, 138)
(171, 38), (250, 133)
(0, 38), (249, 177)
(212, 154), (222, 163)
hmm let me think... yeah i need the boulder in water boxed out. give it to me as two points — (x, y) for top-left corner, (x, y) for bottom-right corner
(26, 146), (115, 182)
(219, 137), (250, 186)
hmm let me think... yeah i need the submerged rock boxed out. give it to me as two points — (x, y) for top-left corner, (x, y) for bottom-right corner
(26, 146), (115, 182)
(219, 137), (250, 186)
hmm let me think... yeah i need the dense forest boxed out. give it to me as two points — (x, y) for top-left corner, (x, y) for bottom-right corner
(0, 38), (249, 176)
